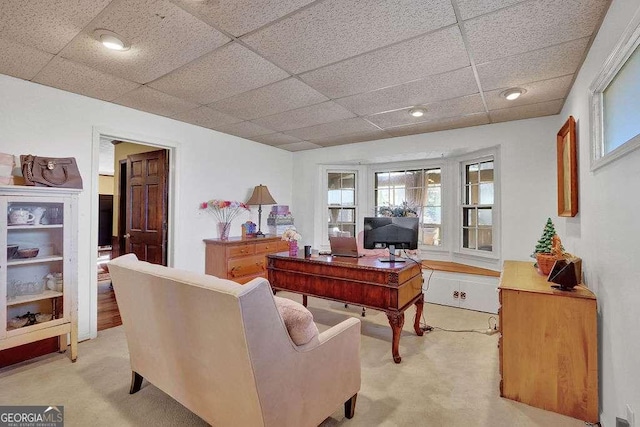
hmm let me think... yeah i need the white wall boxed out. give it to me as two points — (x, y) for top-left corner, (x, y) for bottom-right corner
(0, 75), (293, 341)
(559, 0), (640, 424)
(292, 117), (560, 267)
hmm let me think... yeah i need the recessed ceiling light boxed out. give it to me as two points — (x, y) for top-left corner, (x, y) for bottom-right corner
(408, 107), (427, 117)
(94, 29), (130, 51)
(501, 88), (526, 101)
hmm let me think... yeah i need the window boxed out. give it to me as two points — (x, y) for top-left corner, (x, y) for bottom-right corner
(374, 168), (442, 247)
(590, 10), (640, 169)
(327, 171), (357, 238)
(461, 159), (494, 253)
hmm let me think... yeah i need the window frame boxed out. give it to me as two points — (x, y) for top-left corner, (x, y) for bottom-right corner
(589, 7), (640, 170)
(455, 148), (501, 261)
(323, 167), (360, 245)
(369, 160), (448, 253)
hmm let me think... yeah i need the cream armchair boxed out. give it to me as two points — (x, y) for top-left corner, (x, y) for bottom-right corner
(108, 254), (361, 427)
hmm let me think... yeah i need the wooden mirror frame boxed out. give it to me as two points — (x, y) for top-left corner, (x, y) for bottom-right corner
(557, 116), (578, 217)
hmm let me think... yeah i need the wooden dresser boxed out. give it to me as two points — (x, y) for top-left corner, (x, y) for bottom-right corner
(204, 235), (289, 284)
(499, 260), (598, 423)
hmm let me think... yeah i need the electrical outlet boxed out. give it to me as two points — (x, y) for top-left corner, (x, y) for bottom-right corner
(485, 328), (498, 335)
(627, 404), (635, 427)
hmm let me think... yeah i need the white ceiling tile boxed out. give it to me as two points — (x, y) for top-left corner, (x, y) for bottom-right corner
(464, 0), (609, 63)
(59, 0), (230, 83)
(477, 37), (590, 91)
(148, 43), (289, 104)
(209, 78), (328, 120)
(485, 74), (574, 110)
(334, 67), (479, 116)
(300, 26), (470, 99)
(386, 113), (490, 137)
(112, 86), (199, 117)
(252, 101), (356, 132)
(242, 0), (456, 73)
(33, 57), (140, 102)
(250, 133), (304, 146)
(171, 0), (315, 36)
(170, 106), (242, 129)
(276, 141), (323, 152)
(456, 0), (524, 20)
(0, 38), (53, 80)
(489, 99), (564, 122)
(213, 121), (276, 138)
(310, 130), (393, 147)
(367, 95), (486, 129)
(0, 0), (111, 54)
(284, 118), (379, 140)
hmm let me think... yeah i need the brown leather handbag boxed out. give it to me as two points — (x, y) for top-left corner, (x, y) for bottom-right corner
(20, 155), (83, 189)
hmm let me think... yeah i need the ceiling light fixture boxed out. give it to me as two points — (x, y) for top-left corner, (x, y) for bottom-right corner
(94, 29), (130, 51)
(501, 88), (526, 101)
(408, 107), (427, 117)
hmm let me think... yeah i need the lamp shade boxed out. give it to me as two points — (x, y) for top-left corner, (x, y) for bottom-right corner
(246, 185), (276, 206)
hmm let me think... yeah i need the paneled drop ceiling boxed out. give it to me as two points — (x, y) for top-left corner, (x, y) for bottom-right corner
(0, 0), (611, 151)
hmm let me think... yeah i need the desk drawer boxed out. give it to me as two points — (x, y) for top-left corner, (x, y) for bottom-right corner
(228, 255), (266, 279)
(227, 243), (255, 258)
(256, 240), (288, 254)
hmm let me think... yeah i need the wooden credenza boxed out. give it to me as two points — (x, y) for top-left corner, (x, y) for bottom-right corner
(204, 235), (288, 284)
(499, 260), (598, 423)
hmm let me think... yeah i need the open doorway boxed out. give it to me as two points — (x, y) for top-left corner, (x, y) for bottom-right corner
(96, 139), (170, 331)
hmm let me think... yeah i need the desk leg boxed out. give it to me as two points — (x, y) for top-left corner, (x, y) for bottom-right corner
(414, 294), (424, 336)
(302, 295), (308, 307)
(386, 312), (405, 363)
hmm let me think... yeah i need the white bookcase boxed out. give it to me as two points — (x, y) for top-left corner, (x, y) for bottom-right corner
(1, 186), (79, 362)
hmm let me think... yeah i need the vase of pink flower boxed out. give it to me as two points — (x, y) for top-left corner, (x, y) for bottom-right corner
(200, 199), (250, 240)
(281, 227), (302, 256)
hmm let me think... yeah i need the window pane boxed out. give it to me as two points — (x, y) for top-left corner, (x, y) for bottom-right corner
(478, 228), (492, 251)
(479, 183), (494, 204)
(466, 164), (479, 184)
(479, 162), (494, 182)
(478, 208), (492, 225)
(421, 226), (441, 246)
(405, 170), (423, 188)
(463, 228), (476, 249)
(341, 189), (355, 206)
(342, 173), (355, 189)
(337, 208), (354, 222)
(466, 184), (479, 204)
(328, 190), (342, 205)
(603, 43), (640, 153)
(427, 187), (441, 206)
(328, 173), (341, 190)
(463, 208), (476, 227)
(426, 169), (441, 185)
(424, 206), (441, 224)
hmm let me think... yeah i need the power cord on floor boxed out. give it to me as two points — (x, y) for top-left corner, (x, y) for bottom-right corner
(420, 312), (498, 335)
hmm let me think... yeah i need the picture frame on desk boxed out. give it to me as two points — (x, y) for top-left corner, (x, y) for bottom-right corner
(557, 116), (578, 217)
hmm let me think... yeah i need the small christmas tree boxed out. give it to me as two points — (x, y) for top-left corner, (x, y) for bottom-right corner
(533, 218), (557, 256)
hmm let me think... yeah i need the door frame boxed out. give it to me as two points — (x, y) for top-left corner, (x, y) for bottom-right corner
(90, 127), (180, 338)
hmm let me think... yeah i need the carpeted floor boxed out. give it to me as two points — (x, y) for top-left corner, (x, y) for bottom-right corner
(0, 297), (585, 427)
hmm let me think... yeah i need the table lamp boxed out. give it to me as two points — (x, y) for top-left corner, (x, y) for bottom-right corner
(246, 184), (276, 237)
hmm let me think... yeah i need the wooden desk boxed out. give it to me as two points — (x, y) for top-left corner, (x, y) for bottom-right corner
(499, 261), (598, 422)
(267, 253), (424, 363)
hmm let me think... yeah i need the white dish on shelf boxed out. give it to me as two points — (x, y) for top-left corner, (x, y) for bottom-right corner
(8, 317), (28, 328)
(35, 313), (53, 323)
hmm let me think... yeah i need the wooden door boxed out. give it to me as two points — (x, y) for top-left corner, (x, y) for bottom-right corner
(125, 150), (168, 265)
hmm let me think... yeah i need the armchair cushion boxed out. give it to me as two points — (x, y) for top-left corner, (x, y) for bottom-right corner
(274, 296), (319, 345)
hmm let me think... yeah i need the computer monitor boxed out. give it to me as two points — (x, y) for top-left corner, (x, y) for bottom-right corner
(363, 217), (419, 263)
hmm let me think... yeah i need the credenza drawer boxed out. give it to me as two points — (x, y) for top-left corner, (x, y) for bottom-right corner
(228, 255), (266, 279)
(256, 240), (288, 254)
(227, 243), (255, 258)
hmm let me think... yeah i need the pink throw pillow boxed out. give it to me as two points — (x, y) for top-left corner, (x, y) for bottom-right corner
(273, 296), (319, 346)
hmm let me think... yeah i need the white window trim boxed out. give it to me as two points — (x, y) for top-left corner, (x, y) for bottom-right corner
(454, 148), (501, 261)
(589, 6), (640, 171)
(369, 159), (448, 253)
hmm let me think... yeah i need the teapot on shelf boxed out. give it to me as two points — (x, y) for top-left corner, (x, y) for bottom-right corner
(8, 208), (35, 225)
(32, 207), (46, 225)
